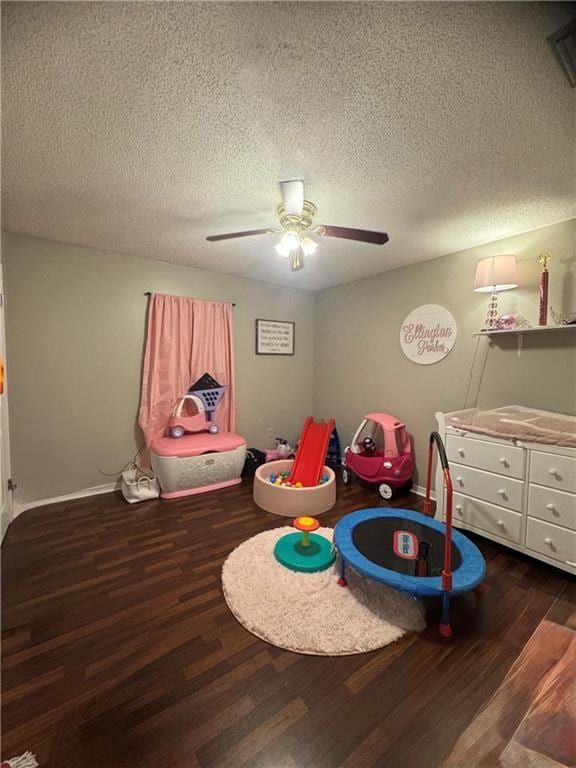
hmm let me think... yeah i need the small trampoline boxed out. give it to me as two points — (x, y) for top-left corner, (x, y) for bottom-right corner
(335, 508), (485, 597)
(334, 432), (487, 637)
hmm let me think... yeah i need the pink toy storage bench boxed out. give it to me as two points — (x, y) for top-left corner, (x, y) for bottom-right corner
(150, 432), (246, 499)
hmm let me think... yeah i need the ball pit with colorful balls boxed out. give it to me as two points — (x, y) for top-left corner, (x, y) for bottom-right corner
(268, 471), (298, 487)
(254, 460), (336, 518)
(268, 471), (330, 488)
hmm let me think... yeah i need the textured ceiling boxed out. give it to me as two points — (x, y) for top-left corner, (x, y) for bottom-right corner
(2, 2), (575, 291)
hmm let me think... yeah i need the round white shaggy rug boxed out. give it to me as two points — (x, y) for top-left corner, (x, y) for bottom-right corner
(222, 526), (425, 655)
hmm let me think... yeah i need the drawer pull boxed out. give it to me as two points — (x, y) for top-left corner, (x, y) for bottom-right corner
(548, 468), (559, 477)
(546, 503), (556, 511)
(497, 489), (507, 497)
(497, 520), (505, 528)
(456, 477), (463, 485)
(457, 448), (465, 456)
(544, 537), (553, 545)
(499, 457), (509, 467)
(455, 504), (463, 513)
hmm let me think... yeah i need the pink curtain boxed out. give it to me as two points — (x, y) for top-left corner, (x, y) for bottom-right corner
(138, 293), (236, 452)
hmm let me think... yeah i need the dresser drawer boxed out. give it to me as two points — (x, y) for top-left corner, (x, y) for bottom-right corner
(446, 434), (524, 479)
(526, 517), (576, 567)
(528, 484), (576, 531)
(452, 493), (522, 543)
(529, 451), (576, 494)
(452, 464), (523, 512)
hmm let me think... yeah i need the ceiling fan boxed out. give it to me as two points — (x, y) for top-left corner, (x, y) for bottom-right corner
(206, 180), (389, 271)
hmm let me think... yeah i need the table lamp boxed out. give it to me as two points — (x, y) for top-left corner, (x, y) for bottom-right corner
(474, 255), (518, 329)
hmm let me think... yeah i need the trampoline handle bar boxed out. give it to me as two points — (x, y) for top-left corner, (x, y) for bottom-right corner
(423, 431), (453, 593)
(423, 432), (448, 514)
(429, 431), (449, 471)
(442, 468), (453, 592)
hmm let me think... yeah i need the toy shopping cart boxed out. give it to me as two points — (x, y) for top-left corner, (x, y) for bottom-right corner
(168, 373), (227, 438)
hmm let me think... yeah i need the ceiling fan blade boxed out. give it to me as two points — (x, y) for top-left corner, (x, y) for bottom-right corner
(206, 228), (270, 242)
(279, 180), (304, 217)
(316, 225), (389, 245)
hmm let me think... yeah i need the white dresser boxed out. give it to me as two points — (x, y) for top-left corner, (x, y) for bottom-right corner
(435, 409), (576, 575)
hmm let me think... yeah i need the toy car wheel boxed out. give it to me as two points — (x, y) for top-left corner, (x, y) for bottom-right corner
(209, 424), (219, 434)
(342, 468), (352, 485)
(170, 426), (185, 439)
(378, 483), (393, 500)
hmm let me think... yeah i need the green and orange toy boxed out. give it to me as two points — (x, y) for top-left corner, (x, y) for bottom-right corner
(273, 516), (335, 573)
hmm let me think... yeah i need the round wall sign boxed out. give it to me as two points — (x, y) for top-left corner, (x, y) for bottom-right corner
(400, 304), (457, 365)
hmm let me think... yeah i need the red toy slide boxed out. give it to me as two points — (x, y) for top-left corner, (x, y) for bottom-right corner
(289, 417), (335, 487)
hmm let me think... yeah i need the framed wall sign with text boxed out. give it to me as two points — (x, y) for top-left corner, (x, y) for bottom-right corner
(255, 319), (295, 356)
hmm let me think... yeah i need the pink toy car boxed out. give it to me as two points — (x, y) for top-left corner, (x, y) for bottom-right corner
(342, 413), (414, 499)
(168, 374), (227, 439)
(168, 394), (219, 438)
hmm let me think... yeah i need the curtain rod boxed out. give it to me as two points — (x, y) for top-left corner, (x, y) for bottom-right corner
(143, 292), (236, 306)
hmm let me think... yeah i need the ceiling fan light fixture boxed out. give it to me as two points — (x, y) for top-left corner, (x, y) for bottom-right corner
(289, 247), (305, 272)
(206, 180), (389, 272)
(300, 236), (318, 257)
(274, 240), (291, 257)
(280, 230), (300, 252)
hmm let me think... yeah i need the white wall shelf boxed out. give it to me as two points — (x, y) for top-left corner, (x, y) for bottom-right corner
(473, 324), (576, 337)
(473, 324), (575, 356)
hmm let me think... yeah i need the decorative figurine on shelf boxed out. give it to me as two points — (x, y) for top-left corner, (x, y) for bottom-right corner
(496, 314), (518, 331)
(550, 308), (576, 326)
(538, 252), (552, 326)
(495, 313), (531, 331)
(550, 307), (563, 326)
(515, 314), (531, 329)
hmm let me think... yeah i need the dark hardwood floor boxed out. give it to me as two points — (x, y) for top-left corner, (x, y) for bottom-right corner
(2, 478), (574, 768)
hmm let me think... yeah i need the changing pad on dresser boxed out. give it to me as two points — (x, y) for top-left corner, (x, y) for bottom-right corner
(448, 406), (576, 448)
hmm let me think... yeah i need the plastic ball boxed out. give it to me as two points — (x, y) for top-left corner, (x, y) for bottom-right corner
(295, 481), (303, 488)
(275, 479), (282, 485)
(269, 473), (277, 483)
(321, 474), (329, 482)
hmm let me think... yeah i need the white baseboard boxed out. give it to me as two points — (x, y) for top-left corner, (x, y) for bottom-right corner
(412, 484), (436, 501)
(12, 480), (433, 517)
(14, 480), (121, 517)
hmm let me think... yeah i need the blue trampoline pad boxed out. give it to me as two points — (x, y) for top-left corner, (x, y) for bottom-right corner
(334, 508), (485, 597)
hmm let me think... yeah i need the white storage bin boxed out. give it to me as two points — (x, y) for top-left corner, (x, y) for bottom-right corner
(150, 432), (247, 499)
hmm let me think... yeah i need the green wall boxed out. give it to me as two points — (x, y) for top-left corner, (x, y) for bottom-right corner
(4, 220), (575, 505)
(4, 233), (316, 505)
(314, 219), (576, 487)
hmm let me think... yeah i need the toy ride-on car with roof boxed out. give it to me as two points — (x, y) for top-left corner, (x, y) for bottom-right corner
(342, 413), (414, 499)
(168, 373), (227, 438)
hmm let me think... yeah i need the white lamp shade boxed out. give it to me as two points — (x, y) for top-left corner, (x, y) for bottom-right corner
(474, 255), (518, 293)
(275, 240), (291, 257)
(280, 231), (300, 252)
(300, 236), (318, 257)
